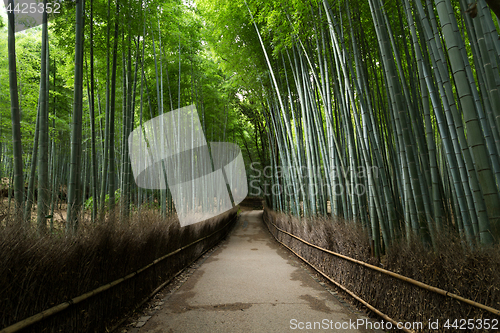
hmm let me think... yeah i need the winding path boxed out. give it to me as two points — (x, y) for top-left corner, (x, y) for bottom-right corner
(132, 211), (381, 332)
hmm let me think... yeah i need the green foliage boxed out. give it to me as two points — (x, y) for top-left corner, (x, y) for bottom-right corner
(1, 0), (263, 230)
(196, 0), (269, 94)
(0, 23), (72, 162)
(85, 189), (121, 211)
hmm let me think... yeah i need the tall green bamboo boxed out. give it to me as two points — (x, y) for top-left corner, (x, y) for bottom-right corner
(108, 0), (120, 213)
(435, 0), (498, 245)
(37, 3), (49, 234)
(88, 0), (98, 223)
(7, 0), (24, 222)
(99, 0), (112, 218)
(66, 0), (85, 234)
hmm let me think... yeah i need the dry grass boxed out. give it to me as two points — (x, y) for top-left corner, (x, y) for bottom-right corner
(263, 207), (500, 332)
(0, 207), (237, 332)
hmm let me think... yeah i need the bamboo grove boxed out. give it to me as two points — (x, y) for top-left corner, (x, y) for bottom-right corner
(197, 0), (500, 254)
(4, 0), (500, 255)
(1, 0), (256, 234)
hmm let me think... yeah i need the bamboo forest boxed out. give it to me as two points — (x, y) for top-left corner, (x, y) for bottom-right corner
(1, 0), (500, 331)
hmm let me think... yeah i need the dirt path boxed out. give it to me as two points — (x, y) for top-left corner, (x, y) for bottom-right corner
(130, 211), (382, 333)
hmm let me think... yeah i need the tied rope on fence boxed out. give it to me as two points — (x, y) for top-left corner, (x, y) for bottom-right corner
(264, 215), (500, 333)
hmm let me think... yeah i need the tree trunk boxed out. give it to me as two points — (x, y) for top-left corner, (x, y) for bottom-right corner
(66, 0), (85, 234)
(7, 0), (24, 224)
(37, 3), (49, 234)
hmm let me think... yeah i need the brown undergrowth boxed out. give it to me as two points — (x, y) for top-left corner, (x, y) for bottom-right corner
(0, 207), (237, 332)
(263, 207), (500, 332)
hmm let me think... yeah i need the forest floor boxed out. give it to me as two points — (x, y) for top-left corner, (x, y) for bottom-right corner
(0, 193), (333, 229)
(237, 196), (263, 211)
(0, 198), (70, 229)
